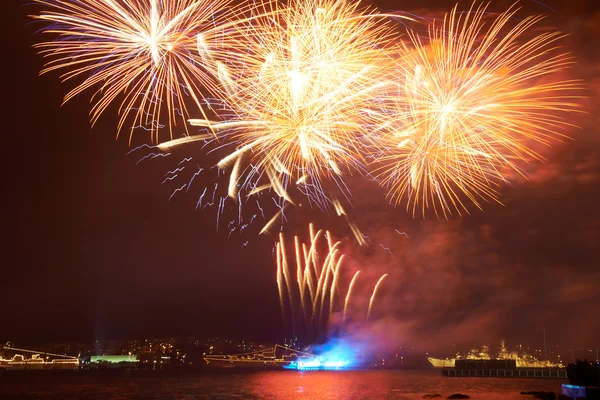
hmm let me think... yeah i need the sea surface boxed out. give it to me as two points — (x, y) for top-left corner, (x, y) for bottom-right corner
(0, 369), (566, 400)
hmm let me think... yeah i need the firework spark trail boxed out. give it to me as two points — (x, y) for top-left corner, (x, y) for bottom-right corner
(394, 229), (409, 238)
(366, 273), (388, 321)
(136, 152), (169, 165)
(165, 167), (185, 176)
(168, 183), (186, 201)
(161, 174), (178, 184)
(195, 187), (208, 209)
(216, 196), (226, 230)
(379, 243), (394, 257)
(32, 0), (254, 142)
(256, 200), (265, 219)
(369, 3), (583, 218)
(211, 184), (218, 204)
(127, 143), (159, 154)
(152, 154), (278, 235)
(238, 192), (243, 225)
(187, 167), (204, 192)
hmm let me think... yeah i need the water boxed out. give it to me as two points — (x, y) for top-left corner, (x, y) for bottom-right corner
(0, 369), (565, 400)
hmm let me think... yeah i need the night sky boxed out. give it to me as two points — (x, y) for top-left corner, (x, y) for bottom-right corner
(2, 0), (599, 357)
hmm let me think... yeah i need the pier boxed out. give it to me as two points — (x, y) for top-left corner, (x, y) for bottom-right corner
(442, 368), (567, 378)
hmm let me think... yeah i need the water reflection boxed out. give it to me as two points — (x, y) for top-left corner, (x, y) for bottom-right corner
(0, 369), (566, 400)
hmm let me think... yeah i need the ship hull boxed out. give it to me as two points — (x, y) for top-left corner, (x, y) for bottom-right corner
(442, 368), (567, 379)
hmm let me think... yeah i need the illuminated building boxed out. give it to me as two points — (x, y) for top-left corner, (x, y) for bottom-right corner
(86, 355), (138, 368)
(89, 355), (137, 363)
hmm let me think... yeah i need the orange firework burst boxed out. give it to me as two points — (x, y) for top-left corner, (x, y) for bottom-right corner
(368, 3), (583, 217)
(180, 0), (405, 208)
(32, 0), (244, 142)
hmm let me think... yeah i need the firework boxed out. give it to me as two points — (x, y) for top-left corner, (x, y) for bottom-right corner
(181, 0), (404, 209)
(32, 0), (246, 142)
(277, 223), (388, 343)
(276, 225), (343, 341)
(368, 3), (583, 217)
(343, 270), (361, 322)
(366, 273), (388, 321)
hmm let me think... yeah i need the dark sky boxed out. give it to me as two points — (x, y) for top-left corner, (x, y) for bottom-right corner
(2, 0), (599, 357)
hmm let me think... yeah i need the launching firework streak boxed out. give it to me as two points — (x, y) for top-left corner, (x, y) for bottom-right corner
(276, 223), (388, 343)
(368, 3), (583, 217)
(32, 0), (251, 142)
(366, 273), (388, 321)
(182, 0), (406, 209)
(276, 223), (344, 341)
(343, 270), (361, 322)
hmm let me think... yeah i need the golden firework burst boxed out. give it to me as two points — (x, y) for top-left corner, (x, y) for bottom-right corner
(32, 0), (246, 142)
(368, 3), (583, 217)
(184, 0), (405, 207)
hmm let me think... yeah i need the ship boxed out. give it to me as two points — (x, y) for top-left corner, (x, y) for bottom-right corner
(428, 340), (564, 369)
(0, 354), (80, 370)
(0, 346), (80, 370)
(204, 344), (315, 369)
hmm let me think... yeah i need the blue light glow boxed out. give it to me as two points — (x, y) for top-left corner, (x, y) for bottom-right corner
(285, 358), (350, 370)
(284, 338), (362, 371)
